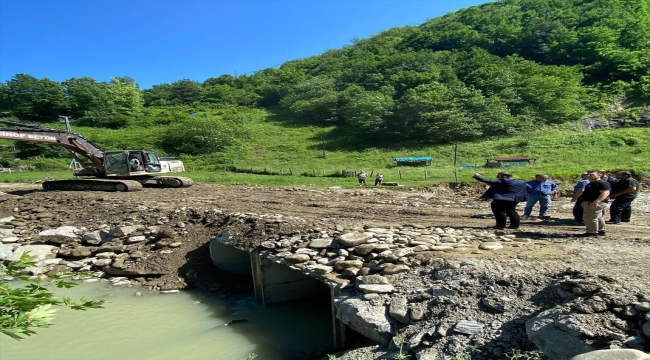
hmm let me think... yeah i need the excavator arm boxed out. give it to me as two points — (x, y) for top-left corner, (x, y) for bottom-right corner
(0, 120), (105, 171)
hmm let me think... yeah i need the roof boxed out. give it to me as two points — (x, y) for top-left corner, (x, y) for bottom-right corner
(485, 157), (536, 161)
(393, 157), (433, 162)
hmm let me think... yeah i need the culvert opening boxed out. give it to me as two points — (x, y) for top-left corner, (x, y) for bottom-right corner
(209, 240), (366, 356)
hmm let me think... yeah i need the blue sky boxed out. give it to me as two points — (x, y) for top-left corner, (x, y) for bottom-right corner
(0, 0), (489, 89)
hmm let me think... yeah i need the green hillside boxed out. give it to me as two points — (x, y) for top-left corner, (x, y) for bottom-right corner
(1, 0), (649, 185)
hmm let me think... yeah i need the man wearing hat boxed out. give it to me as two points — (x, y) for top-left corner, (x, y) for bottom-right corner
(571, 172), (590, 224)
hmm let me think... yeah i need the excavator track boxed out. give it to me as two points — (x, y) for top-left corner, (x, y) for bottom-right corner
(42, 179), (143, 192)
(135, 176), (194, 188)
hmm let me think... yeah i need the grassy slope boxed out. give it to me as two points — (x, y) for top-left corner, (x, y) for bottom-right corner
(1, 109), (649, 188)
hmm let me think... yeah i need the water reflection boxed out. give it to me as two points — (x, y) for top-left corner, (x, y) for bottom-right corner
(0, 281), (333, 360)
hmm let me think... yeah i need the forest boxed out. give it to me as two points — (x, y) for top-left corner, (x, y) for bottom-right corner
(0, 0), (648, 159)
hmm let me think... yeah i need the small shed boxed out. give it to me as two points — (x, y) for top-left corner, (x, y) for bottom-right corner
(484, 157), (536, 168)
(393, 156), (433, 167)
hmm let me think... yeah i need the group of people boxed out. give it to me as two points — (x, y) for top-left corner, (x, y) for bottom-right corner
(473, 170), (640, 237)
(357, 171), (383, 186)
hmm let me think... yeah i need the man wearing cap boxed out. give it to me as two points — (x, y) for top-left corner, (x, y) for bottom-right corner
(571, 172), (590, 224)
(607, 171), (640, 224)
(523, 174), (558, 219)
(473, 172), (530, 230)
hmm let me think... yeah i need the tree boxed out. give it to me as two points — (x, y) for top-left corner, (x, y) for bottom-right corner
(0, 255), (104, 340)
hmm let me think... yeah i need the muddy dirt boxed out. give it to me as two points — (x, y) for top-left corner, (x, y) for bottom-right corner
(1, 183), (648, 359)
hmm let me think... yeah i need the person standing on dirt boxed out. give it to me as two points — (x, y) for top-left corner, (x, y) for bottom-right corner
(473, 172), (530, 230)
(571, 172), (590, 224)
(357, 171), (367, 186)
(374, 173), (383, 186)
(607, 171), (639, 224)
(575, 170), (611, 237)
(523, 174), (558, 219)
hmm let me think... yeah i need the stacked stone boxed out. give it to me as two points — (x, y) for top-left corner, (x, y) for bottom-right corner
(256, 225), (537, 284)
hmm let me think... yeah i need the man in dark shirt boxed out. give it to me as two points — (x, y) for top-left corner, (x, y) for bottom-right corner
(576, 170), (611, 237)
(607, 171), (640, 224)
(473, 172), (530, 230)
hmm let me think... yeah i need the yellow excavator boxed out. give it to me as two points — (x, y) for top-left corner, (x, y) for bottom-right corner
(0, 119), (192, 192)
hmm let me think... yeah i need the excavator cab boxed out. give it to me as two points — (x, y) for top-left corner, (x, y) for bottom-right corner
(104, 150), (162, 175)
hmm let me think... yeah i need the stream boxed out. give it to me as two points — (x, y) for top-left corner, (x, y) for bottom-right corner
(1, 280), (334, 360)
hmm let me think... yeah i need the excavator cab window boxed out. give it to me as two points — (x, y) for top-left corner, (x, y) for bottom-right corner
(144, 152), (161, 173)
(104, 152), (129, 174)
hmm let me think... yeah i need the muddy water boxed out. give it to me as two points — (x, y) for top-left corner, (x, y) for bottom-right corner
(1, 281), (333, 360)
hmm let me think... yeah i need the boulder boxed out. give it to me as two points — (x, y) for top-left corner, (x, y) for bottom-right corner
(570, 349), (650, 360)
(358, 284), (395, 294)
(0, 243), (13, 260)
(360, 274), (390, 285)
(454, 320), (485, 335)
(284, 254), (311, 263)
(38, 226), (80, 244)
(526, 309), (595, 360)
(338, 232), (372, 247)
(383, 264), (410, 275)
(308, 264), (333, 275)
(7, 244), (57, 262)
(58, 247), (92, 259)
(389, 296), (410, 324)
(82, 230), (112, 245)
(479, 242), (504, 251)
(334, 260), (364, 271)
(0, 228), (16, 237)
(335, 296), (395, 344)
(355, 244), (377, 256)
(309, 239), (332, 248)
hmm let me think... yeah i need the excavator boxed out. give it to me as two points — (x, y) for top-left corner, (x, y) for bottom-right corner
(0, 119), (193, 192)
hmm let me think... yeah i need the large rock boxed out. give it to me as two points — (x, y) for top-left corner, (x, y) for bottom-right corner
(389, 296), (410, 324)
(109, 226), (140, 238)
(359, 274), (390, 285)
(82, 230), (112, 245)
(335, 296), (395, 344)
(38, 226), (80, 244)
(334, 260), (364, 271)
(358, 284), (395, 294)
(309, 239), (332, 248)
(0, 228), (16, 237)
(0, 243), (13, 260)
(7, 245), (57, 262)
(526, 309), (595, 360)
(284, 254), (310, 263)
(355, 244), (377, 256)
(570, 349), (650, 360)
(383, 264), (410, 275)
(454, 320), (485, 335)
(338, 232), (372, 247)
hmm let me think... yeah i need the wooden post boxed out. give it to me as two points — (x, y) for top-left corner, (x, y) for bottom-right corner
(453, 143), (459, 182)
(289, 168), (293, 175)
(313, 169), (316, 176)
(425, 170), (428, 180)
(399, 170), (402, 180)
(370, 170), (374, 178)
(321, 136), (326, 158)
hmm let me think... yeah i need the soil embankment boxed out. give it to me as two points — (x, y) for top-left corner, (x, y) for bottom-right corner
(0, 183), (648, 359)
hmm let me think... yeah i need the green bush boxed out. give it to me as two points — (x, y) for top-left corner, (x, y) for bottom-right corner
(31, 158), (69, 171)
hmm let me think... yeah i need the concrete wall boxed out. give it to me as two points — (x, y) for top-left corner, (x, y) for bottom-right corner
(253, 255), (328, 305)
(209, 239), (251, 274)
